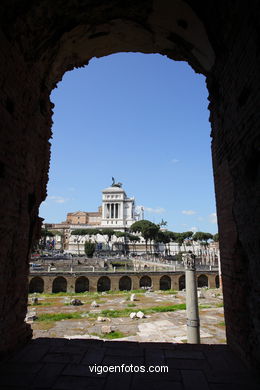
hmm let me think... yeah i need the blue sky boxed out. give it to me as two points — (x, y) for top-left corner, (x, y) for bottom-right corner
(40, 52), (217, 234)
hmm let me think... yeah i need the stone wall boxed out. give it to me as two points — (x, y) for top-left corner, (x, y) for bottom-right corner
(0, 0), (259, 368)
(28, 271), (219, 293)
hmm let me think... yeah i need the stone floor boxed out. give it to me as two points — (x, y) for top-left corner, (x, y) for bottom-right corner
(0, 338), (259, 390)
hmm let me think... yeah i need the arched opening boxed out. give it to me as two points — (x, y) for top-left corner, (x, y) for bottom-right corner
(75, 276), (89, 293)
(29, 277), (44, 293)
(1, 1), (259, 371)
(215, 275), (220, 289)
(97, 276), (111, 292)
(160, 275), (171, 290)
(140, 275), (152, 288)
(119, 276), (132, 291)
(52, 277), (67, 293)
(179, 274), (186, 291)
(198, 274), (208, 288)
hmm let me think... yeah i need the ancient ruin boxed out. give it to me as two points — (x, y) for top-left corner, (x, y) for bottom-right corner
(0, 0), (259, 382)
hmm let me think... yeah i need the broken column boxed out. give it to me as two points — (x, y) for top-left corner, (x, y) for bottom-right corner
(183, 252), (200, 344)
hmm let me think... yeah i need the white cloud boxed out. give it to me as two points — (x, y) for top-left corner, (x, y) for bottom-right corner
(144, 207), (166, 214)
(48, 196), (69, 204)
(209, 212), (217, 224)
(190, 226), (198, 232)
(182, 210), (197, 215)
(171, 158), (179, 164)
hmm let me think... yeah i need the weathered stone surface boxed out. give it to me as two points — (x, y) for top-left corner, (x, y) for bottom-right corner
(70, 299), (83, 306)
(0, 0), (259, 372)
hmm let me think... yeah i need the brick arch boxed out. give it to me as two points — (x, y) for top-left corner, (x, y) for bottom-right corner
(97, 276), (111, 292)
(0, 0), (259, 370)
(179, 274), (185, 291)
(160, 275), (171, 290)
(197, 274), (208, 288)
(75, 276), (89, 293)
(29, 277), (44, 293)
(52, 276), (67, 293)
(119, 276), (132, 291)
(140, 275), (152, 288)
(215, 275), (220, 289)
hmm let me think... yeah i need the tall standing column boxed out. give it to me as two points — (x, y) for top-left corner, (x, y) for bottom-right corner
(183, 252), (200, 344)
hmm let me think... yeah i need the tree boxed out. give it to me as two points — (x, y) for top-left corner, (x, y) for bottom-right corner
(213, 233), (219, 242)
(127, 234), (140, 254)
(40, 229), (54, 250)
(100, 228), (115, 251)
(193, 231), (213, 246)
(84, 241), (96, 258)
(130, 220), (159, 255)
(113, 231), (126, 252)
(181, 231), (194, 251)
(155, 230), (170, 255)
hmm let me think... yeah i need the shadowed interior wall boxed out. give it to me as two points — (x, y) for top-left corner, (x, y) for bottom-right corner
(0, 0), (259, 369)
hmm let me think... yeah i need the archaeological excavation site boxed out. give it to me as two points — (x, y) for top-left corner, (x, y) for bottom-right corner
(0, 1), (259, 389)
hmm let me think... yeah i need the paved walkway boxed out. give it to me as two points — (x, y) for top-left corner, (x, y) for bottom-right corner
(0, 338), (259, 389)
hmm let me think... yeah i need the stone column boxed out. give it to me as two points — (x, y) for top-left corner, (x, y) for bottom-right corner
(183, 253), (200, 344)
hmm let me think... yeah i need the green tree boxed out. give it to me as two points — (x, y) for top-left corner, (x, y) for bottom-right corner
(113, 231), (126, 252)
(100, 228), (115, 251)
(213, 233), (219, 242)
(193, 231), (213, 247)
(127, 233), (140, 254)
(130, 220), (159, 255)
(84, 241), (96, 258)
(40, 229), (54, 249)
(155, 230), (170, 255)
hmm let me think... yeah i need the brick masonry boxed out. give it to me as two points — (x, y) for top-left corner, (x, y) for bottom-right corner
(0, 0), (259, 370)
(28, 271), (218, 293)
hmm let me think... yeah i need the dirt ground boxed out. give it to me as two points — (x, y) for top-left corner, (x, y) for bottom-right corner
(28, 289), (226, 344)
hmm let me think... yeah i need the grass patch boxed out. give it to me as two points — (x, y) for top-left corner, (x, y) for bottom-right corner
(216, 303), (224, 307)
(89, 303), (187, 318)
(28, 302), (52, 306)
(127, 303), (136, 308)
(29, 290), (144, 298)
(199, 305), (212, 309)
(36, 312), (84, 322)
(158, 290), (178, 295)
(90, 331), (127, 339)
(218, 321), (225, 326)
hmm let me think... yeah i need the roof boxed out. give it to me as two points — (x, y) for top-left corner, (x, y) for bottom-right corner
(102, 186), (125, 193)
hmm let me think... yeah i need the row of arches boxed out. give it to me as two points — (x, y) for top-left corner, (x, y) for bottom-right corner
(29, 274), (220, 294)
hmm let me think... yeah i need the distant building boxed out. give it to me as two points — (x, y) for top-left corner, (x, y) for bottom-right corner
(42, 181), (138, 254)
(66, 208), (102, 225)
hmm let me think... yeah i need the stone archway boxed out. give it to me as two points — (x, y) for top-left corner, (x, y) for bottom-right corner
(0, 1), (259, 369)
(52, 277), (67, 293)
(160, 275), (171, 290)
(75, 276), (89, 293)
(29, 277), (44, 293)
(215, 275), (220, 289)
(198, 274), (208, 288)
(140, 275), (152, 288)
(179, 275), (185, 291)
(119, 276), (132, 291)
(97, 276), (111, 292)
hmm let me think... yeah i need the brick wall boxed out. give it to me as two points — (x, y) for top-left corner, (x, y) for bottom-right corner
(0, 0), (259, 368)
